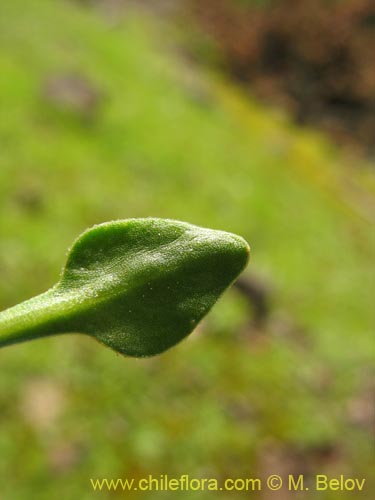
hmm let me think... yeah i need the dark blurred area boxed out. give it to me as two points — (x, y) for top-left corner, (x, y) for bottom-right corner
(191, 0), (375, 157)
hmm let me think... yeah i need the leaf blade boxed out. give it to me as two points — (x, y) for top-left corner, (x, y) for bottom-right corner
(0, 218), (250, 356)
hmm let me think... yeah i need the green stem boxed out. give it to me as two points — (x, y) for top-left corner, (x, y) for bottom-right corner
(0, 289), (69, 348)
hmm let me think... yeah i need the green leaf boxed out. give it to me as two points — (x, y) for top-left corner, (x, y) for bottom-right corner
(0, 218), (250, 357)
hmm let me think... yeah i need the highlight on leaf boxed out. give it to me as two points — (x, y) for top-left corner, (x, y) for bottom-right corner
(0, 218), (250, 357)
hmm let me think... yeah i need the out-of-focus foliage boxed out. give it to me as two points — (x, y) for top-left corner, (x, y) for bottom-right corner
(0, 0), (373, 499)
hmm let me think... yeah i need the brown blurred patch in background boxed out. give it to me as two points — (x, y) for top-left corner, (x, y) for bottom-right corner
(190, 0), (375, 157)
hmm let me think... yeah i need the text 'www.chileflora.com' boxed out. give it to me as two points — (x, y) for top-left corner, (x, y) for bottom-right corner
(90, 474), (366, 493)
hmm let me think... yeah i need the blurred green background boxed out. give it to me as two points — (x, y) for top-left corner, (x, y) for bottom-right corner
(0, 0), (374, 498)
